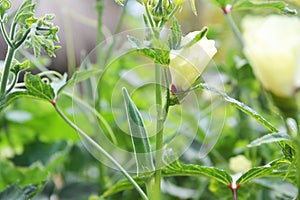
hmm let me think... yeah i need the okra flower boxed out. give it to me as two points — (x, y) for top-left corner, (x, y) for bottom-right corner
(242, 15), (300, 97)
(229, 155), (252, 173)
(169, 31), (217, 92)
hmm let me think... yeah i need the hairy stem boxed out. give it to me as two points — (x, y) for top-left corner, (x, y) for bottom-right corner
(53, 103), (149, 200)
(153, 64), (163, 200)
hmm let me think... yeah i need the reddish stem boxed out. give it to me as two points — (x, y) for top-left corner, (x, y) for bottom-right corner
(229, 184), (240, 200)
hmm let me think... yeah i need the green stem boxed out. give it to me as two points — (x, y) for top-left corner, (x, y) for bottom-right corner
(96, 0), (104, 66)
(63, 91), (117, 144)
(5, 72), (18, 94)
(37, 70), (64, 79)
(224, 12), (244, 48)
(103, 0), (128, 65)
(62, 11), (76, 76)
(0, 47), (15, 97)
(152, 64), (164, 200)
(98, 163), (107, 192)
(10, 22), (17, 41)
(159, 4), (180, 28)
(144, 1), (156, 30)
(163, 67), (170, 116)
(147, 68), (171, 200)
(0, 19), (13, 48)
(14, 28), (31, 49)
(53, 103), (149, 200)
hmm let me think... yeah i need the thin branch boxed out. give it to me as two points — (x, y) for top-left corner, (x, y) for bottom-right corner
(53, 104), (149, 200)
(0, 19), (13, 48)
(14, 28), (31, 49)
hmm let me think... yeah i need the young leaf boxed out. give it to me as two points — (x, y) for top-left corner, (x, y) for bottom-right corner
(236, 159), (290, 185)
(140, 48), (170, 65)
(192, 83), (278, 132)
(182, 27), (208, 49)
(248, 132), (292, 147)
(163, 160), (232, 185)
(122, 87), (154, 174)
(14, 0), (35, 27)
(0, 0), (12, 17)
(24, 73), (55, 102)
(189, 0), (197, 15)
(168, 18), (182, 50)
(127, 35), (143, 49)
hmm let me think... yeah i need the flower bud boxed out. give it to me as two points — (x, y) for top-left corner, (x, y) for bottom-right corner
(169, 31), (217, 92)
(242, 15), (300, 97)
(229, 155), (252, 174)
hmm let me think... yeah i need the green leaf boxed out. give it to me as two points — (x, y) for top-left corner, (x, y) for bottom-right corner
(127, 35), (143, 49)
(168, 18), (182, 50)
(189, 0), (197, 15)
(0, 91), (37, 111)
(208, 0), (229, 8)
(24, 73), (55, 102)
(0, 160), (48, 191)
(15, 8), (60, 57)
(248, 132), (292, 147)
(58, 69), (102, 94)
(115, 0), (125, 6)
(100, 177), (144, 198)
(30, 35), (60, 57)
(122, 87), (154, 174)
(101, 159), (232, 198)
(208, 0), (296, 14)
(233, 0), (297, 14)
(12, 140), (70, 167)
(163, 160), (232, 185)
(14, 0), (35, 26)
(10, 60), (30, 75)
(192, 83), (278, 132)
(0, 184), (37, 200)
(182, 26), (208, 49)
(236, 159), (290, 185)
(140, 48), (170, 65)
(128, 35), (170, 65)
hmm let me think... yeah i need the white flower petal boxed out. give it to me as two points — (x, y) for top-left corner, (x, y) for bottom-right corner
(242, 15), (300, 97)
(169, 32), (217, 92)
